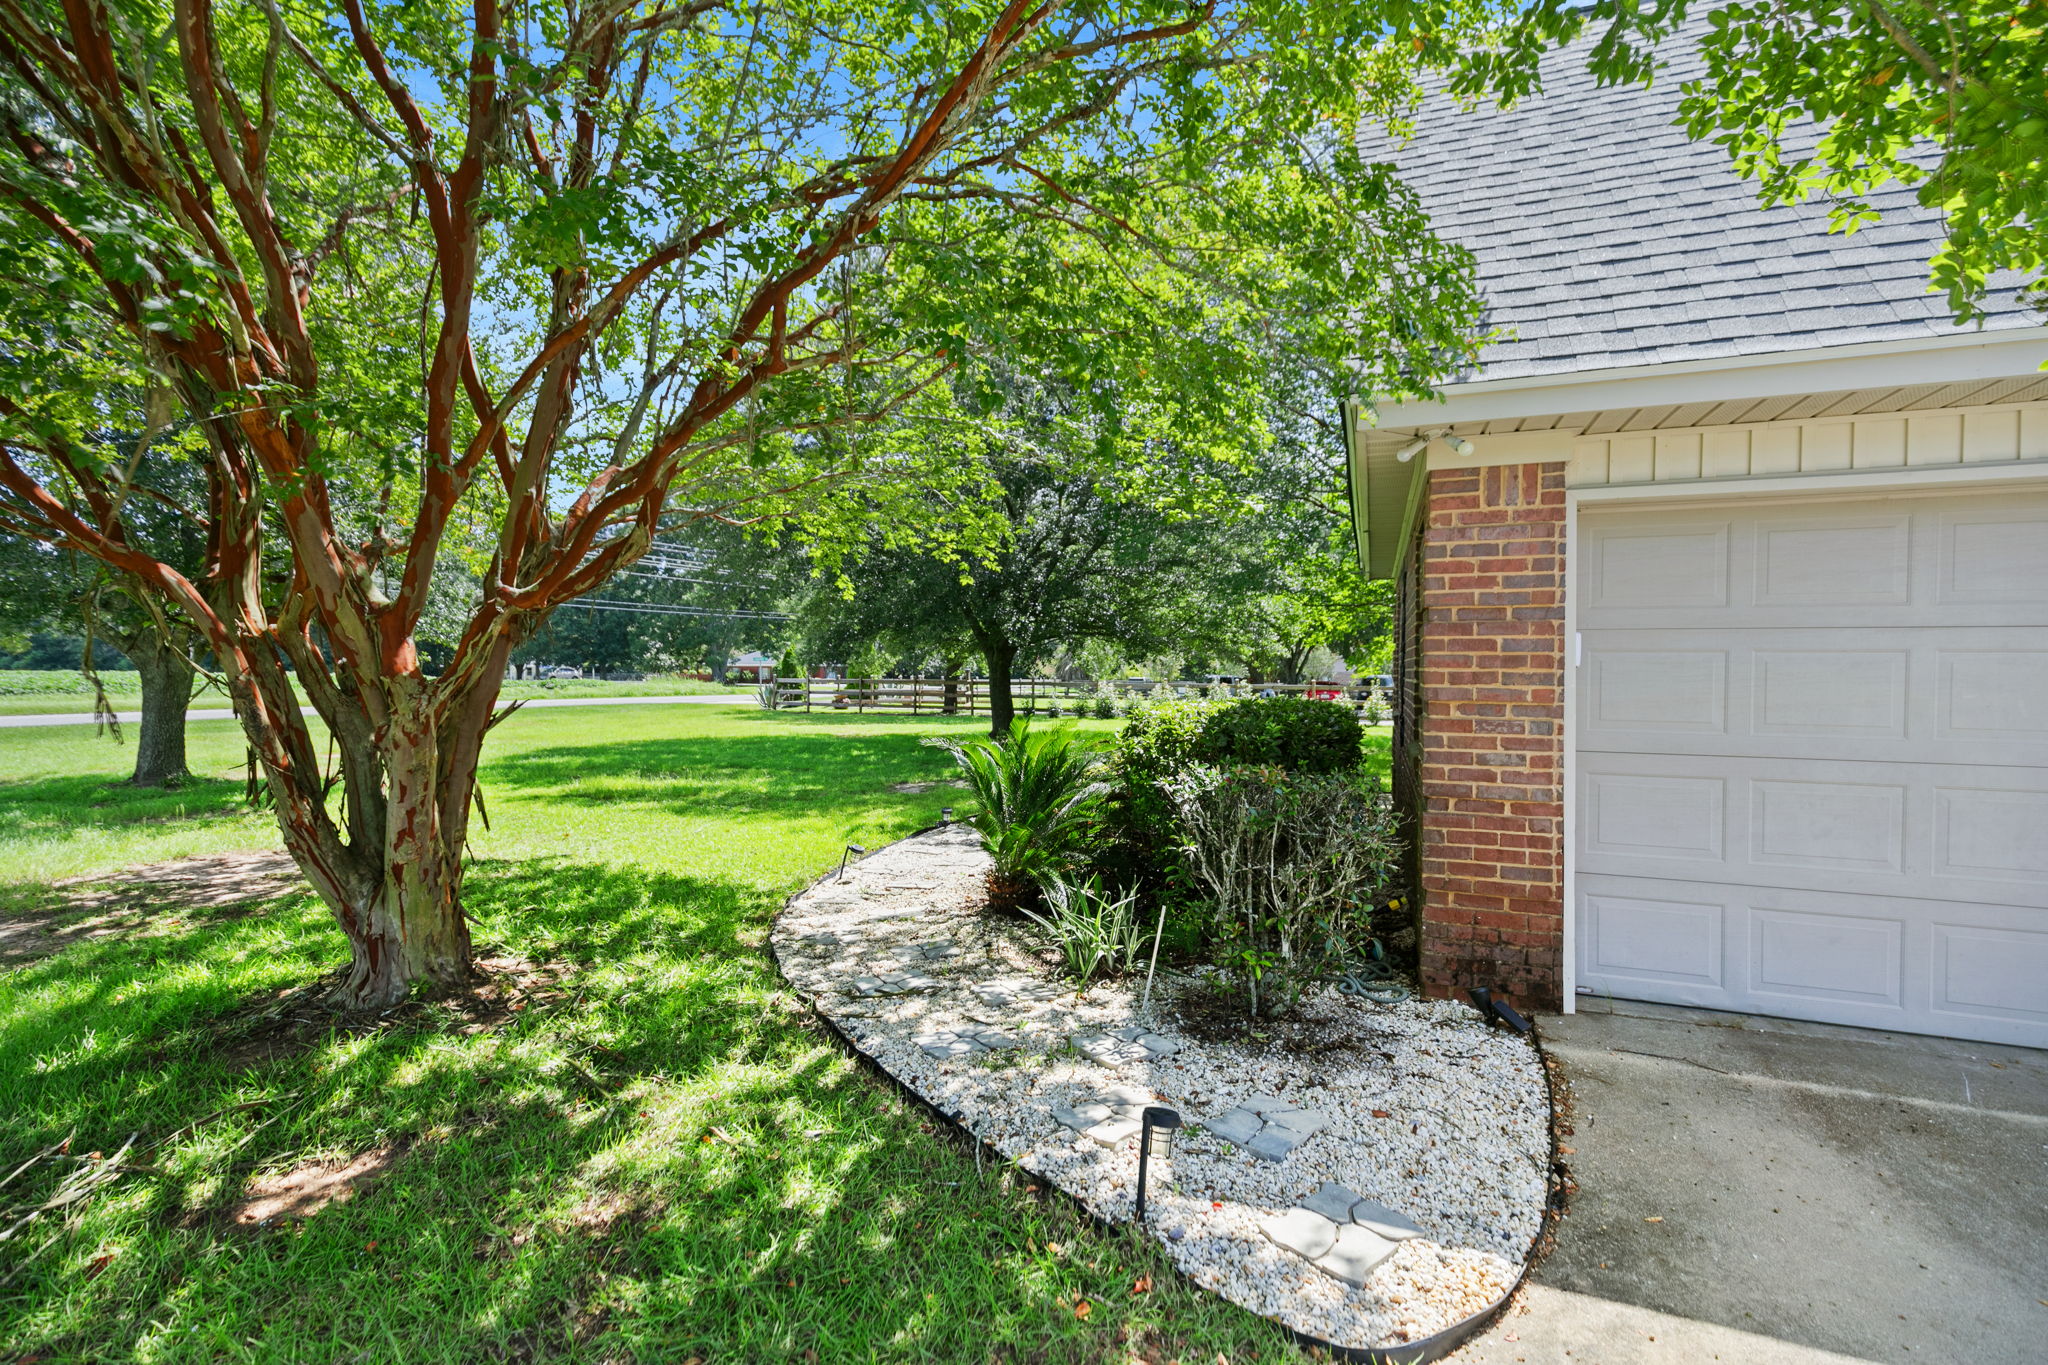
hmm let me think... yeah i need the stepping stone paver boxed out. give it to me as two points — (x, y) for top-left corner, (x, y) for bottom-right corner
(1316, 1225), (1400, 1287)
(1262, 1207), (1339, 1259)
(912, 1027), (1024, 1058)
(1301, 1181), (1362, 1223)
(1247, 1128), (1300, 1163)
(1203, 1093), (1334, 1162)
(1074, 1030), (1186, 1068)
(1349, 1197), (1424, 1242)
(1261, 1184), (1426, 1287)
(1203, 1108), (1264, 1146)
(1082, 1116), (1141, 1146)
(1052, 1085), (1157, 1146)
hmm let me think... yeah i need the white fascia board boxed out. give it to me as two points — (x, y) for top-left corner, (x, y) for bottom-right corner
(1373, 328), (2048, 429)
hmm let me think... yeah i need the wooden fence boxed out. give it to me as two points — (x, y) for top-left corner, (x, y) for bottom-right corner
(762, 677), (1393, 718)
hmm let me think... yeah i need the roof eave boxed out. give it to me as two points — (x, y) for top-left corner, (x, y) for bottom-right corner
(1373, 326), (2048, 430)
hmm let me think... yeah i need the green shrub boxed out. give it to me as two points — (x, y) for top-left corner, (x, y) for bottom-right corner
(1193, 696), (1362, 773)
(926, 721), (1106, 911)
(1099, 694), (1366, 897)
(1165, 764), (1400, 1022)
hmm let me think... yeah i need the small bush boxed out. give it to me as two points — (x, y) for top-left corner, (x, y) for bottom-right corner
(1192, 696), (1362, 773)
(1099, 694), (1366, 898)
(1166, 765), (1401, 1022)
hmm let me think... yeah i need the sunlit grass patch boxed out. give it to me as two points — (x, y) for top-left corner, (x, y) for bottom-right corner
(0, 706), (1373, 1361)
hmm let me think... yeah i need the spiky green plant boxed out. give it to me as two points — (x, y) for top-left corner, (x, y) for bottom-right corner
(927, 721), (1106, 911)
(1025, 874), (1148, 989)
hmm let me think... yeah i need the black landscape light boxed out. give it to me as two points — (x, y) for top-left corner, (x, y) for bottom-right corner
(839, 843), (867, 879)
(941, 806), (954, 824)
(1133, 1106), (1182, 1224)
(1468, 985), (1532, 1035)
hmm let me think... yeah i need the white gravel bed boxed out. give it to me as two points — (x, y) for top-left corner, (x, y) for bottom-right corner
(772, 826), (1553, 1353)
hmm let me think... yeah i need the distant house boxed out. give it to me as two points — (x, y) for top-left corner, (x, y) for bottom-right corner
(1347, 35), (2048, 1047)
(727, 651), (778, 683)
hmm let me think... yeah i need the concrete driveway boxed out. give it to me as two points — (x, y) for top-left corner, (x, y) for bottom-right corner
(1448, 999), (2048, 1365)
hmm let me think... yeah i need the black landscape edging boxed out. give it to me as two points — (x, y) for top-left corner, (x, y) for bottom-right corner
(769, 829), (1568, 1364)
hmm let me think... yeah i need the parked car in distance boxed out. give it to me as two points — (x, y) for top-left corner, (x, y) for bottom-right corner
(545, 666), (582, 680)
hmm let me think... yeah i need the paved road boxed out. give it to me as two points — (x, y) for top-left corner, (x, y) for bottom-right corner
(1448, 999), (2048, 1365)
(0, 693), (758, 728)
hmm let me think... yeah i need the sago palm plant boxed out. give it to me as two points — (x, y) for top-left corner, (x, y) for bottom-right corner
(928, 721), (1107, 912)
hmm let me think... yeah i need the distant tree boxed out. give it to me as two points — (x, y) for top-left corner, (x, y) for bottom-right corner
(796, 376), (1224, 735)
(0, 393), (210, 787)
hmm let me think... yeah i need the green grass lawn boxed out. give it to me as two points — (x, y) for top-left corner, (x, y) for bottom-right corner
(0, 671), (753, 716)
(0, 706), (1390, 1363)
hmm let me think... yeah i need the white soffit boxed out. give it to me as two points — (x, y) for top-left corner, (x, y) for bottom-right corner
(1375, 329), (2048, 430)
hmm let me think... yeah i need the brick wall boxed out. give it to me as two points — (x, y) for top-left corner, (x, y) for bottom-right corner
(1415, 462), (1567, 1009)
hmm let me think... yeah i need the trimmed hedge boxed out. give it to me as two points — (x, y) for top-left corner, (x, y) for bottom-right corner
(1098, 694), (1367, 898)
(1190, 695), (1362, 774)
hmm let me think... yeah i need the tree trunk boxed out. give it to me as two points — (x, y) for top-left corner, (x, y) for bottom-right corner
(709, 653), (728, 684)
(941, 655), (963, 714)
(127, 632), (195, 787)
(333, 842), (475, 1010)
(257, 674), (498, 1012)
(983, 638), (1018, 738)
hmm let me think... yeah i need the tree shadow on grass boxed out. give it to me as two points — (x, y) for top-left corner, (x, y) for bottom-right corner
(0, 772), (252, 840)
(479, 731), (972, 822)
(0, 854), (1299, 1363)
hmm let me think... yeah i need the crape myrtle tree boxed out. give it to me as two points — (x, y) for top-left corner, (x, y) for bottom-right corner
(0, 0), (1513, 1008)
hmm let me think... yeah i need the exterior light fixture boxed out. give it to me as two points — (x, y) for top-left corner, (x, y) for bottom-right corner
(1468, 986), (1532, 1034)
(941, 806), (954, 824)
(839, 843), (867, 880)
(1133, 1106), (1183, 1224)
(1394, 428), (1477, 462)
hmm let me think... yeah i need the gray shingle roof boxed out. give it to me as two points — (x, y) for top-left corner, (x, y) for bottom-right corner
(1362, 33), (2041, 383)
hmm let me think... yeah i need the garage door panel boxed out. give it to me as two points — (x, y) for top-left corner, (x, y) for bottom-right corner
(1936, 650), (2048, 743)
(1932, 924), (2048, 1028)
(1753, 648), (1907, 737)
(1583, 520), (1732, 611)
(1750, 779), (1906, 874)
(1581, 888), (1725, 993)
(1582, 772), (1726, 861)
(1578, 489), (2048, 629)
(1749, 906), (1904, 1009)
(1576, 483), (2048, 1048)
(1578, 752), (2048, 909)
(1580, 626), (2048, 767)
(1753, 515), (1912, 607)
(1577, 874), (2048, 1045)
(1933, 787), (2048, 881)
(1937, 507), (2048, 604)
(1584, 649), (1729, 733)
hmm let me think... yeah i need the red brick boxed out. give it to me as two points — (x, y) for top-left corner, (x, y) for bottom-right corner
(1410, 460), (1567, 1011)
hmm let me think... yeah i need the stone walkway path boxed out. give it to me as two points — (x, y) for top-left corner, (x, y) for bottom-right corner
(773, 826), (1554, 1354)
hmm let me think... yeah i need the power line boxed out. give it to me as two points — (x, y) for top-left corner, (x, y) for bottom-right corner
(557, 598), (791, 622)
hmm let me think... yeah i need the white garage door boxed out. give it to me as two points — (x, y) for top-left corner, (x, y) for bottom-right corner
(1574, 483), (2048, 1047)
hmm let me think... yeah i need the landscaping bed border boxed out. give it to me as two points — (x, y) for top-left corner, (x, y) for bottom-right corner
(769, 826), (1571, 1364)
